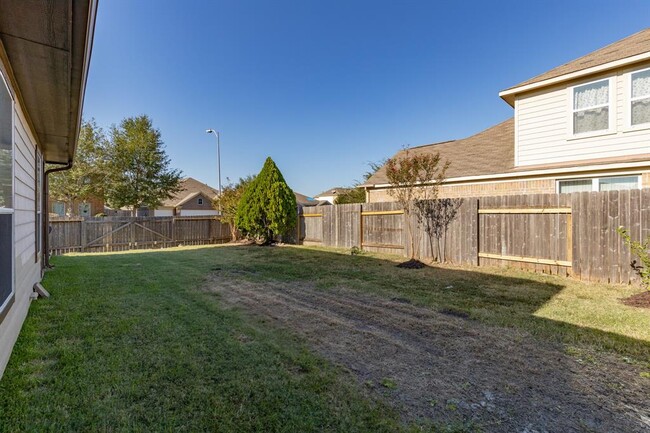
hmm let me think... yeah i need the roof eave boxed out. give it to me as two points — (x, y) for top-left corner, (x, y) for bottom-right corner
(0, 0), (98, 164)
(499, 51), (650, 107)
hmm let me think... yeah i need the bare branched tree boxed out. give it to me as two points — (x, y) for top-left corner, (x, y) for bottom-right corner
(415, 198), (463, 262)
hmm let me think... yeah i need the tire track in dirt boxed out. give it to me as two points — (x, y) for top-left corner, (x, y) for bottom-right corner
(206, 272), (650, 433)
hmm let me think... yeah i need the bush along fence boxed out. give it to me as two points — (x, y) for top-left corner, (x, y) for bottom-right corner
(49, 216), (231, 255)
(297, 189), (650, 285)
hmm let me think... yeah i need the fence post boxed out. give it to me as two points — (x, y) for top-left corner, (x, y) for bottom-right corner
(296, 208), (301, 245)
(80, 219), (86, 252)
(359, 203), (363, 250)
(474, 198), (480, 266)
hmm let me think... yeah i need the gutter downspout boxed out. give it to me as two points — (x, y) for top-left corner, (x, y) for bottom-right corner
(43, 160), (73, 268)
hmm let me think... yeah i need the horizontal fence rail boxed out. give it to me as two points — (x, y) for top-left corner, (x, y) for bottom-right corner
(49, 216), (231, 255)
(51, 189), (650, 285)
(297, 189), (650, 284)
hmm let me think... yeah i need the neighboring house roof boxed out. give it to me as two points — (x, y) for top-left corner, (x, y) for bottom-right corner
(364, 118), (514, 186)
(294, 191), (329, 207)
(315, 187), (347, 198)
(314, 186), (350, 197)
(161, 177), (219, 208)
(501, 28), (650, 105)
(0, 1), (98, 164)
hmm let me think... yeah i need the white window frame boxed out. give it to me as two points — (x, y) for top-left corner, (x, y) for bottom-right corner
(556, 174), (642, 193)
(0, 69), (15, 318)
(35, 151), (42, 263)
(198, 198), (203, 205)
(567, 77), (615, 138)
(627, 66), (650, 129)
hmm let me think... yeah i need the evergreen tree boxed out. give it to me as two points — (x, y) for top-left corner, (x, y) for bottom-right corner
(104, 115), (182, 215)
(235, 157), (297, 243)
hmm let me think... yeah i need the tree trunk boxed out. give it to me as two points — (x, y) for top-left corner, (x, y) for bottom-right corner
(404, 211), (417, 260)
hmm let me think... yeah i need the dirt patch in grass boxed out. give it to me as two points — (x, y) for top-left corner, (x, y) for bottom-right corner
(396, 258), (426, 269)
(206, 271), (650, 433)
(622, 291), (650, 309)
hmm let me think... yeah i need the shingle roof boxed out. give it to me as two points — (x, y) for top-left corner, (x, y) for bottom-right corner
(506, 28), (650, 91)
(364, 118), (514, 186)
(161, 177), (219, 207)
(315, 187), (348, 197)
(294, 192), (330, 207)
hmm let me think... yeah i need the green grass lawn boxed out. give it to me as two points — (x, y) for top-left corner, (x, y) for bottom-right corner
(1, 244), (649, 432)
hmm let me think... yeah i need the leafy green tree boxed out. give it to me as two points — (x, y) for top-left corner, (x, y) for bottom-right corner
(235, 157), (297, 244)
(49, 119), (108, 215)
(214, 175), (255, 241)
(334, 159), (387, 204)
(104, 115), (182, 215)
(334, 188), (366, 204)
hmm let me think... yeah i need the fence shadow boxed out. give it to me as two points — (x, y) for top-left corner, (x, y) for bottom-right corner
(46, 244), (650, 431)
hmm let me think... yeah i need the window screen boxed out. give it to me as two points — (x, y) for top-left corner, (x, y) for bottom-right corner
(0, 73), (13, 312)
(558, 179), (592, 194)
(0, 76), (11, 209)
(598, 176), (638, 191)
(573, 79), (609, 134)
(0, 214), (11, 308)
(631, 69), (650, 126)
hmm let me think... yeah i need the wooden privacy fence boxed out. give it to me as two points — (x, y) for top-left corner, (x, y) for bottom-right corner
(297, 189), (650, 284)
(49, 216), (231, 255)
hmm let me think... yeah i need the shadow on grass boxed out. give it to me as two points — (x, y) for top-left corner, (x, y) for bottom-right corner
(197, 244), (650, 359)
(1, 244), (648, 432)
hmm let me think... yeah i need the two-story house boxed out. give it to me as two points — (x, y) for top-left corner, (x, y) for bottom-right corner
(364, 28), (650, 201)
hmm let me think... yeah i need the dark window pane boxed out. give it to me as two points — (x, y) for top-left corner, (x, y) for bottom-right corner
(0, 214), (12, 307)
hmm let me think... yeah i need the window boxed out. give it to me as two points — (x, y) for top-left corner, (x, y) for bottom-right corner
(598, 176), (638, 191)
(79, 203), (91, 217)
(0, 71), (14, 315)
(52, 201), (65, 217)
(631, 68), (650, 126)
(558, 175), (639, 193)
(558, 179), (592, 194)
(572, 79), (610, 134)
(198, 198), (203, 205)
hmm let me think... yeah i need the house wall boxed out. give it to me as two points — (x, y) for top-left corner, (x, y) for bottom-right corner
(0, 68), (41, 377)
(314, 195), (335, 204)
(154, 208), (174, 217)
(48, 196), (104, 217)
(516, 60), (650, 167)
(177, 193), (216, 211)
(178, 209), (219, 217)
(366, 169), (650, 203)
(367, 178), (555, 202)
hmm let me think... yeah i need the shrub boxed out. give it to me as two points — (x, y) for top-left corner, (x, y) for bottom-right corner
(617, 226), (650, 290)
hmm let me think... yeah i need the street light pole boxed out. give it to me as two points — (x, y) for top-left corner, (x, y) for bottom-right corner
(205, 129), (222, 207)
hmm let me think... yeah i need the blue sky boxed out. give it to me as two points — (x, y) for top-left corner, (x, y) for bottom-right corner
(83, 0), (650, 196)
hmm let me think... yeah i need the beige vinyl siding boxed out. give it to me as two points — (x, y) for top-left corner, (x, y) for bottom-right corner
(516, 61), (650, 167)
(0, 86), (41, 377)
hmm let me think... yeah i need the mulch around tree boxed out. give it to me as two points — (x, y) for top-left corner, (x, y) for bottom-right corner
(396, 259), (426, 269)
(621, 291), (650, 309)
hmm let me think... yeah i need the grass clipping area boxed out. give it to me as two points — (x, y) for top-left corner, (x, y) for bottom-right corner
(1, 244), (649, 432)
(0, 246), (408, 432)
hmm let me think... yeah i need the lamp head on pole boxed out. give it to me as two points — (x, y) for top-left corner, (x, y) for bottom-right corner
(205, 129), (214, 134)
